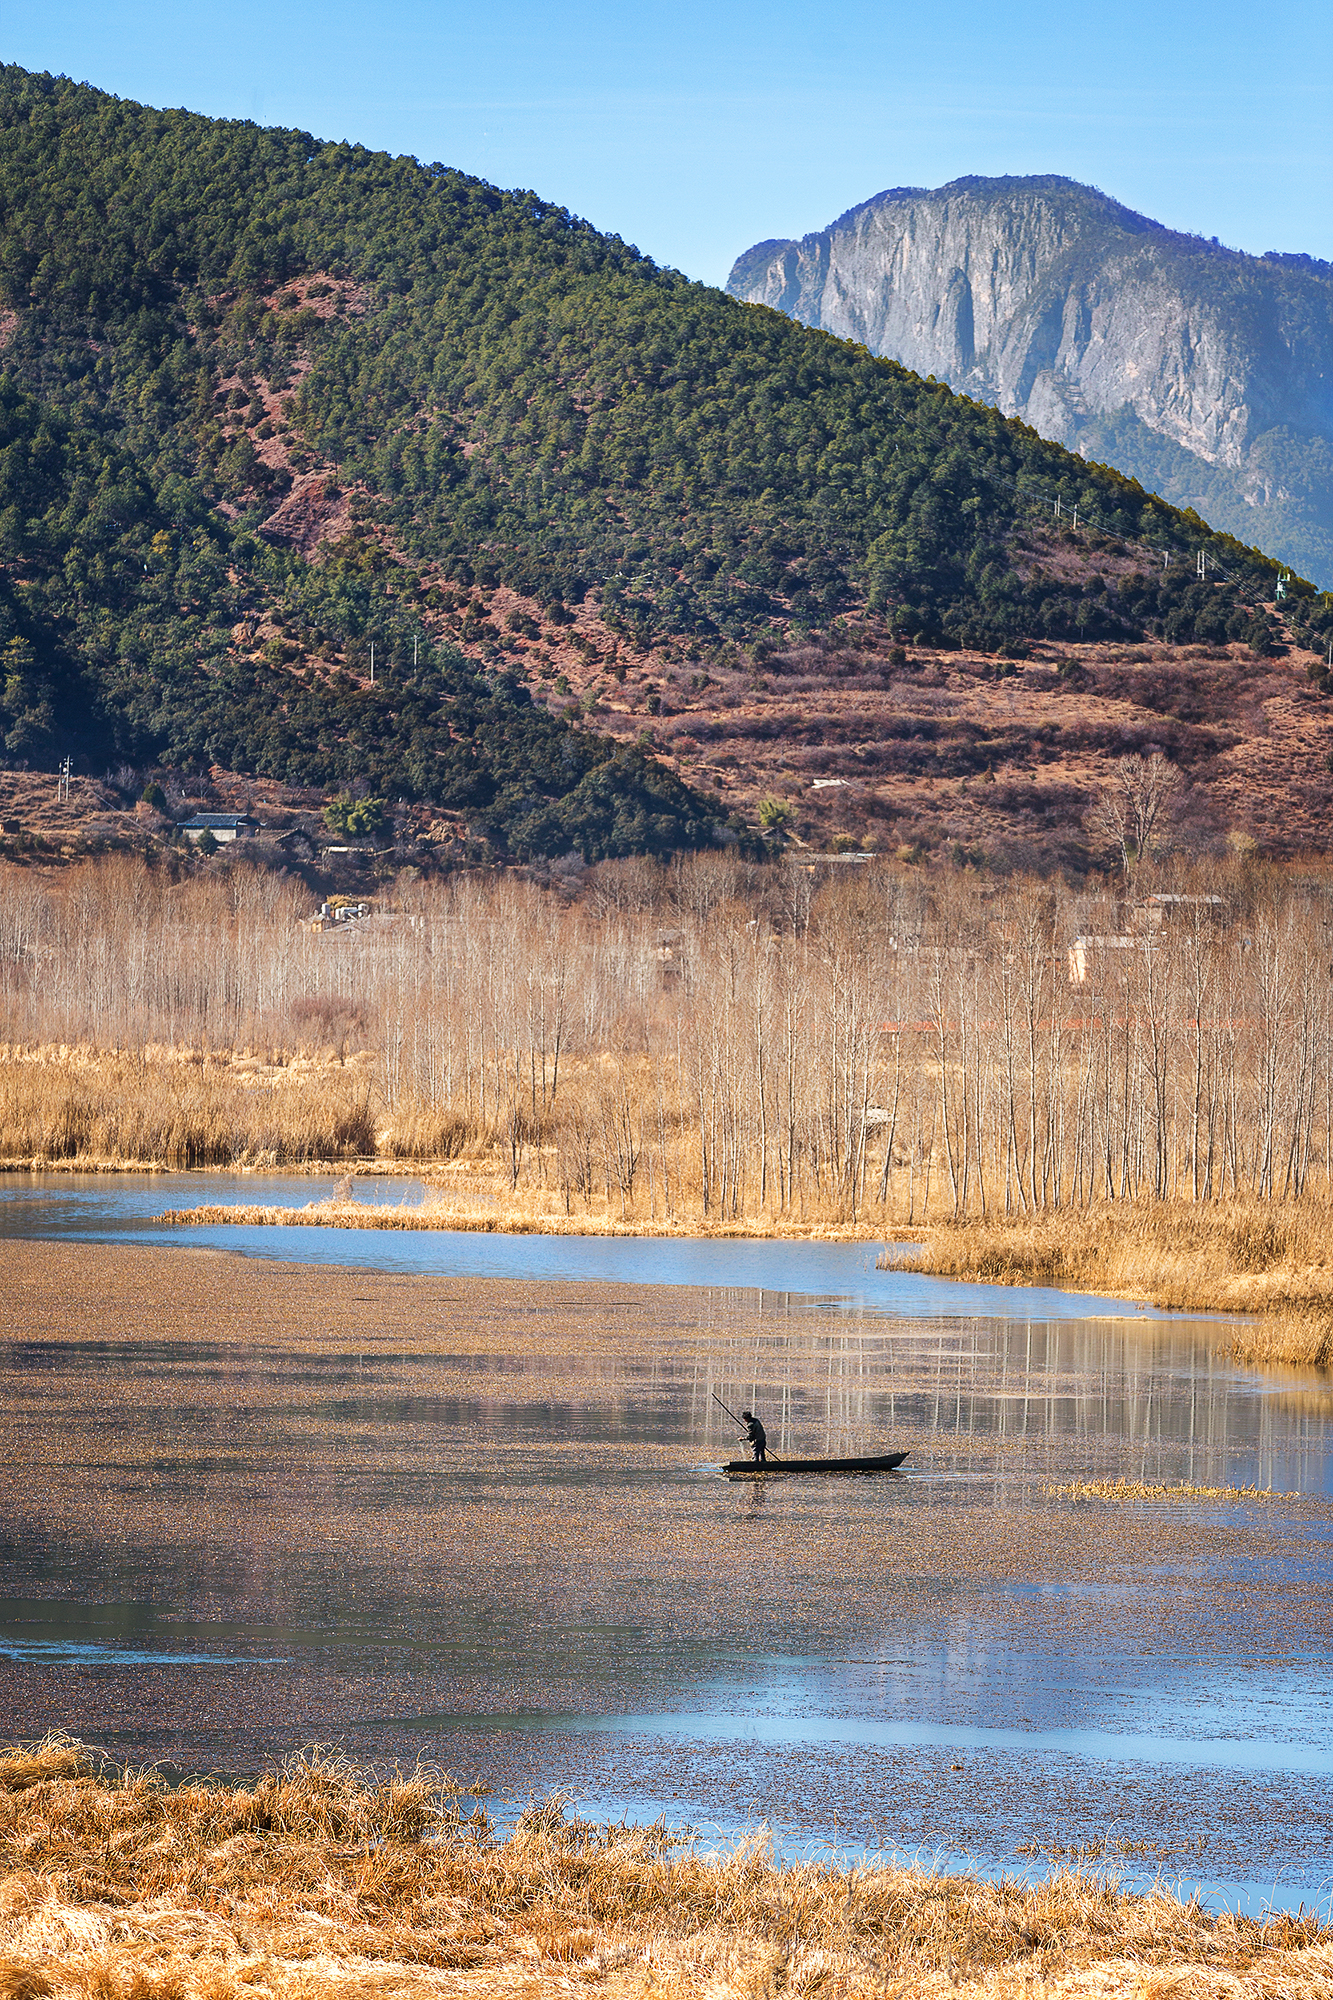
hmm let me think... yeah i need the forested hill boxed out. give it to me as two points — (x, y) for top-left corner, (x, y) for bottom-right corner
(0, 66), (1325, 857)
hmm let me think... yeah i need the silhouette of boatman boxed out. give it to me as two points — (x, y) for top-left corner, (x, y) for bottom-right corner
(740, 1410), (767, 1464)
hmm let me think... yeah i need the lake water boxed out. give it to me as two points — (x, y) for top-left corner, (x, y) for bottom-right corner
(0, 1169), (1181, 1316)
(1, 1171), (1331, 1919)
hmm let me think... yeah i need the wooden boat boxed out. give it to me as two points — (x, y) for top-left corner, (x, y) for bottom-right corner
(722, 1451), (908, 1478)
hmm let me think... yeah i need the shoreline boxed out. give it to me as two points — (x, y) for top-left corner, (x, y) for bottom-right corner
(8, 1164), (1333, 1372)
(2, 1739), (1330, 1998)
(151, 1189), (1333, 1374)
(3, 1239), (1331, 1978)
(895, 1201), (1333, 1371)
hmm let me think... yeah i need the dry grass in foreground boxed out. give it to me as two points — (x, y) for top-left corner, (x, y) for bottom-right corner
(1, 1738), (1331, 1999)
(889, 1199), (1333, 1371)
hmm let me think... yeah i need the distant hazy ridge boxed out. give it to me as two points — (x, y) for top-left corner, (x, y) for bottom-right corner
(728, 176), (1333, 584)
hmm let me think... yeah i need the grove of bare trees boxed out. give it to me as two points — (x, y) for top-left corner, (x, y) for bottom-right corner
(1, 851), (1331, 1221)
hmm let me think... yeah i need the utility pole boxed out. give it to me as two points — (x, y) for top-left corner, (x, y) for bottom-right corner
(58, 755), (72, 803)
(1197, 551), (1206, 581)
(370, 642), (375, 686)
(1072, 505), (1078, 531)
(413, 635), (418, 668)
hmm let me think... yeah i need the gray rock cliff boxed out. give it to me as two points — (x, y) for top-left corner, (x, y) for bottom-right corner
(727, 177), (1333, 583)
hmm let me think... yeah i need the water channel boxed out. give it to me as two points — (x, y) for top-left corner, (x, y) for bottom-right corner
(1, 1172), (1330, 1917)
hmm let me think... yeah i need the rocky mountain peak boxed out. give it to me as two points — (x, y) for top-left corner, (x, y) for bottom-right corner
(728, 175), (1333, 583)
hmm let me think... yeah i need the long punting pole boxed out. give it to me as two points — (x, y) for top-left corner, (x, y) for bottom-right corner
(710, 1390), (782, 1464)
(711, 1389), (746, 1430)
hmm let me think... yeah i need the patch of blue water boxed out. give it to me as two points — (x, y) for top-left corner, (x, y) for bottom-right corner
(0, 1171), (1190, 1322)
(0, 1641), (288, 1666)
(528, 1709), (1333, 1776)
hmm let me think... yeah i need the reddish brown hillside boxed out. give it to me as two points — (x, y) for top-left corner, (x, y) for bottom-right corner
(127, 277), (1322, 873)
(5, 274), (1324, 875)
(577, 631), (1333, 867)
(5, 620), (1327, 875)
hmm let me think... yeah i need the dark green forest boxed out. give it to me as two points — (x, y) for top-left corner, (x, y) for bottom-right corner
(0, 65), (1322, 855)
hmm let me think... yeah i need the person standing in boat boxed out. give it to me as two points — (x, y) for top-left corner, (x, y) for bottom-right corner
(740, 1410), (767, 1464)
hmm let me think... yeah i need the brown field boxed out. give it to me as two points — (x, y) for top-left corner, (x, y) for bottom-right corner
(565, 632), (1333, 871)
(2, 1736), (1332, 1999)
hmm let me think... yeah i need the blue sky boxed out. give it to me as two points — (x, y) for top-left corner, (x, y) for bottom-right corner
(5, 0), (1330, 285)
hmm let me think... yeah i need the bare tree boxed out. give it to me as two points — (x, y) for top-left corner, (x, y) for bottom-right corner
(1087, 754), (1182, 880)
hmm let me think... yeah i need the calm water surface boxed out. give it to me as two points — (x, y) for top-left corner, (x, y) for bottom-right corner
(0, 1169), (1181, 1313)
(1, 1171), (1331, 1918)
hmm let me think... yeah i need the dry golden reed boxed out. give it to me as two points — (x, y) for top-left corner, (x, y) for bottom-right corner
(0, 1049), (377, 1170)
(1045, 1477), (1281, 1502)
(8, 854), (1333, 1372)
(155, 1191), (878, 1240)
(5, 851), (1333, 1238)
(2, 1736), (1331, 1998)
(889, 1197), (1333, 1369)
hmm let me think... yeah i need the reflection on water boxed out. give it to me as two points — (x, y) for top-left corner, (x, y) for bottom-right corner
(0, 1643), (287, 1666)
(691, 1304), (1333, 1497)
(451, 1703), (1333, 1775)
(0, 1174), (1331, 1916)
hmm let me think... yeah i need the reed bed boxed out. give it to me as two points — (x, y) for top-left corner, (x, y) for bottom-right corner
(6, 852), (1333, 1237)
(157, 1187), (1333, 1372)
(155, 1192), (880, 1240)
(2, 1737), (1331, 1997)
(888, 1198), (1333, 1368)
(0, 1049), (378, 1169)
(8, 855), (1333, 1369)
(1045, 1477), (1281, 1502)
